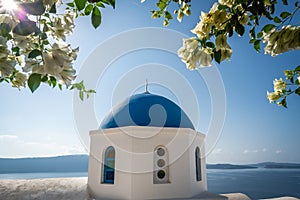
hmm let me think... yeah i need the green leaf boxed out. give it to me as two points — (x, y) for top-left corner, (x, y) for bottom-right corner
(262, 24), (275, 33)
(49, 3), (56, 13)
(282, 0), (288, 5)
(107, 0), (115, 8)
(28, 49), (42, 59)
(214, 50), (222, 64)
(218, 4), (228, 10)
(91, 6), (102, 29)
(87, 89), (96, 93)
(249, 38), (256, 43)
(235, 23), (245, 36)
(273, 16), (282, 23)
(164, 11), (172, 20)
(270, 4), (275, 14)
(156, 1), (167, 10)
(0, 23), (11, 37)
(254, 40), (261, 52)
(85, 4), (93, 15)
(20, 0), (45, 16)
(206, 42), (215, 48)
(75, 0), (87, 11)
(13, 21), (40, 36)
(281, 98), (287, 108)
(257, 31), (263, 38)
(28, 73), (41, 93)
(96, 1), (105, 7)
(67, 2), (74, 7)
(294, 65), (300, 72)
(79, 91), (84, 101)
(295, 88), (300, 95)
(250, 27), (256, 39)
(41, 75), (48, 82)
(280, 11), (291, 19)
(101, 0), (115, 8)
(71, 80), (84, 90)
(50, 76), (57, 87)
(12, 46), (20, 56)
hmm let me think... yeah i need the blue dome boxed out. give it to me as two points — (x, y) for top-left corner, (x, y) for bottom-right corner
(100, 92), (194, 130)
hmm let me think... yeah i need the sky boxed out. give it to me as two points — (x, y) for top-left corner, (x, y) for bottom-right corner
(0, 0), (299, 164)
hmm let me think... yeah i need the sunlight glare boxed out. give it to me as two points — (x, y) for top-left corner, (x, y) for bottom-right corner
(1, 0), (18, 11)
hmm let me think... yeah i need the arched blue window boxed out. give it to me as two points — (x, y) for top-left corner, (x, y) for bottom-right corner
(102, 146), (115, 184)
(195, 147), (202, 182)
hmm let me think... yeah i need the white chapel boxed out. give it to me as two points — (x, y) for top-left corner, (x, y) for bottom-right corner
(88, 89), (207, 200)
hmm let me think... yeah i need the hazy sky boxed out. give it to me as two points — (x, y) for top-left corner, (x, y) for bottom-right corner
(0, 0), (299, 164)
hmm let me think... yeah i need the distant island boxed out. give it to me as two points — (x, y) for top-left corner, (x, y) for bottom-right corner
(0, 155), (88, 173)
(0, 155), (300, 174)
(254, 162), (300, 169)
(207, 164), (257, 169)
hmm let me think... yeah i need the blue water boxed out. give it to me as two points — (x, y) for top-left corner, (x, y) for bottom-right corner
(207, 168), (300, 199)
(0, 169), (299, 199)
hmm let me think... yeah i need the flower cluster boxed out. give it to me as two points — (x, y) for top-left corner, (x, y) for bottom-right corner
(176, 1), (191, 22)
(50, 10), (75, 41)
(267, 78), (287, 103)
(215, 34), (232, 62)
(263, 25), (300, 56)
(218, 0), (235, 7)
(191, 3), (231, 40)
(0, 0), (78, 90)
(0, 36), (16, 77)
(178, 37), (213, 70)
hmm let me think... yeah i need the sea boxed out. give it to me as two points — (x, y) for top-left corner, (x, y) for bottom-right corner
(0, 169), (299, 200)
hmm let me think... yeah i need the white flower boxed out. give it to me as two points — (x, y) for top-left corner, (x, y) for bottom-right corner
(13, 34), (38, 55)
(0, 46), (9, 59)
(23, 58), (41, 73)
(63, 10), (75, 34)
(43, 51), (63, 76)
(198, 48), (213, 67)
(238, 13), (249, 25)
(297, 76), (300, 84)
(273, 78), (286, 92)
(50, 10), (75, 41)
(39, 42), (77, 85)
(58, 65), (76, 86)
(50, 17), (66, 41)
(220, 48), (232, 61)
(178, 37), (213, 69)
(177, 10), (184, 22)
(191, 21), (212, 40)
(218, 0), (235, 7)
(215, 34), (232, 61)
(12, 72), (27, 88)
(263, 26), (300, 56)
(0, 59), (16, 77)
(43, 0), (61, 9)
(191, 3), (230, 40)
(0, 14), (16, 27)
(216, 34), (228, 51)
(267, 91), (281, 103)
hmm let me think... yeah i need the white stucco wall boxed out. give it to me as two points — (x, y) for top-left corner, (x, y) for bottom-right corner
(88, 126), (206, 200)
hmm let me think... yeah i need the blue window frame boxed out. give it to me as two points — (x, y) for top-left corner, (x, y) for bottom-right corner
(102, 146), (115, 184)
(195, 147), (202, 182)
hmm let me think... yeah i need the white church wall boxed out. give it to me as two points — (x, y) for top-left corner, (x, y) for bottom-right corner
(188, 135), (207, 196)
(88, 131), (133, 199)
(88, 127), (207, 200)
